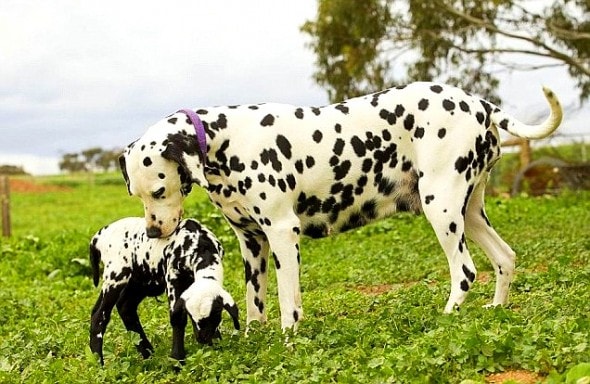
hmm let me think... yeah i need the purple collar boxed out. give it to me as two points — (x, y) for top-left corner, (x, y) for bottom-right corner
(177, 109), (207, 163)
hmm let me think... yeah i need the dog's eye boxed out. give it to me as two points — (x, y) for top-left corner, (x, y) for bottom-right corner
(151, 187), (166, 199)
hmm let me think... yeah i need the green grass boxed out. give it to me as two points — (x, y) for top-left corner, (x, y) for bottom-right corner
(0, 175), (588, 383)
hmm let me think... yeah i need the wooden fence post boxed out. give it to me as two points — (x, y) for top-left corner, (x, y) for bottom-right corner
(1, 175), (10, 238)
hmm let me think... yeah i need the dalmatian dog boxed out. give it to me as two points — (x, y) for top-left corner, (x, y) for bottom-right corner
(89, 217), (239, 364)
(119, 82), (562, 331)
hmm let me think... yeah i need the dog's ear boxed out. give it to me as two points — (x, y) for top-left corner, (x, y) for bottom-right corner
(118, 154), (131, 195)
(161, 133), (208, 191)
(220, 290), (240, 330)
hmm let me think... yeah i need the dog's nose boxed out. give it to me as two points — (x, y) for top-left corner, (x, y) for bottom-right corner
(146, 226), (162, 238)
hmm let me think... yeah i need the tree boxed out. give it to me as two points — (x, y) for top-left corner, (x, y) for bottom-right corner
(81, 147), (103, 172)
(58, 148), (122, 173)
(96, 148), (122, 172)
(301, 0), (590, 104)
(59, 153), (87, 173)
(0, 165), (28, 175)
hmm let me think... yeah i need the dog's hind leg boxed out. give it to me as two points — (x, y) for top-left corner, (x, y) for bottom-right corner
(419, 175), (478, 313)
(464, 174), (515, 307)
(232, 227), (270, 328)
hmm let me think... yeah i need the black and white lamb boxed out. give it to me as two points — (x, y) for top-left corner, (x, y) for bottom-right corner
(89, 217), (239, 364)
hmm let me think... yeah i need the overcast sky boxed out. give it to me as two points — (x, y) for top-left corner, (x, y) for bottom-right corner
(1, 0), (588, 175)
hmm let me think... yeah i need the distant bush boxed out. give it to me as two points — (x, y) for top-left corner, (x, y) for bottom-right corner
(0, 164), (28, 175)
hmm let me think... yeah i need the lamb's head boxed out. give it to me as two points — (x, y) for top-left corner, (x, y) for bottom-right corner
(176, 280), (240, 344)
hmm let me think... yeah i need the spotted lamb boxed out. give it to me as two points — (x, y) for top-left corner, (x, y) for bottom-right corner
(89, 217), (239, 364)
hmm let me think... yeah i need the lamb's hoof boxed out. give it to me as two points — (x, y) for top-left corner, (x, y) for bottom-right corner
(136, 341), (154, 359)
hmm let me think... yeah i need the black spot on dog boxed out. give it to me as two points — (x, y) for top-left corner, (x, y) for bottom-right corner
(460, 279), (470, 291)
(462, 264), (476, 282)
(361, 199), (378, 219)
(330, 182), (343, 194)
(418, 99), (429, 110)
(254, 297), (264, 313)
(312, 130), (323, 143)
(449, 222), (457, 233)
(333, 138), (345, 156)
(295, 160), (304, 174)
(443, 99), (455, 112)
(276, 135), (292, 159)
(499, 119), (509, 130)
(438, 128), (447, 139)
(362, 158), (373, 173)
(333, 160), (351, 180)
(272, 252), (281, 269)
(401, 159), (413, 172)
(286, 174), (297, 190)
(305, 156), (315, 169)
(403, 114), (415, 131)
(329, 155), (339, 167)
(143, 157), (152, 167)
(455, 155), (470, 173)
(295, 108), (304, 119)
(350, 136), (366, 157)
(334, 123), (342, 133)
(475, 112), (485, 125)
(335, 104), (349, 114)
(414, 127), (425, 139)
(244, 260), (252, 284)
(377, 177), (395, 195)
(229, 156), (245, 172)
(379, 109), (396, 125)
(278, 179), (287, 192)
(260, 114), (275, 126)
(260, 149), (282, 172)
(425, 195), (434, 204)
(459, 101), (470, 113)
(430, 85), (443, 93)
(303, 223), (329, 238)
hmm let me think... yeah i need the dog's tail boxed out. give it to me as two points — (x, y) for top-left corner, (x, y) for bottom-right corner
(89, 240), (101, 287)
(491, 86), (563, 140)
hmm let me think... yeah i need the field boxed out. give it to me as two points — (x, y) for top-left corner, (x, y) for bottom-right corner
(0, 174), (589, 383)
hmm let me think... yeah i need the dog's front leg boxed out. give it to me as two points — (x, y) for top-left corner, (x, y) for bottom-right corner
(232, 227), (270, 329)
(263, 217), (303, 331)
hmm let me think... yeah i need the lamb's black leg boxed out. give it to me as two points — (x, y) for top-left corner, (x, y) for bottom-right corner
(116, 284), (153, 359)
(169, 304), (188, 362)
(166, 272), (194, 362)
(90, 285), (124, 365)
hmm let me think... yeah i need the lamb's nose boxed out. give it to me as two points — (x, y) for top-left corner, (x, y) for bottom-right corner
(146, 226), (162, 238)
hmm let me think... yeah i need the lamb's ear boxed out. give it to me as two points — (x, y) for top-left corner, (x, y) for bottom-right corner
(118, 154), (131, 195)
(220, 290), (240, 330)
(161, 133), (208, 191)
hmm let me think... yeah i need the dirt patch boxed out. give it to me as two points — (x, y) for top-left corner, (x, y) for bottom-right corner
(486, 370), (543, 384)
(8, 179), (71, 193)
(477, 271), (493, 284)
